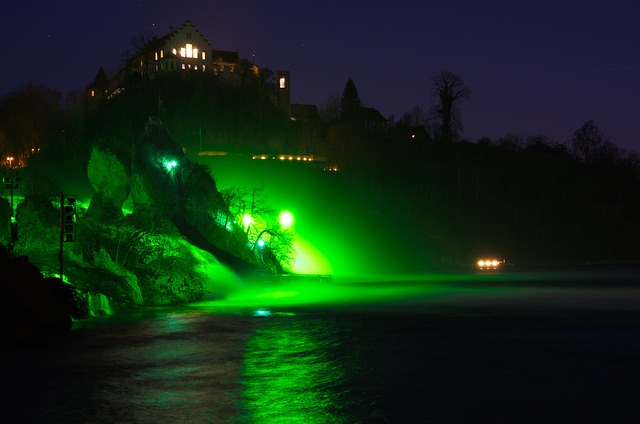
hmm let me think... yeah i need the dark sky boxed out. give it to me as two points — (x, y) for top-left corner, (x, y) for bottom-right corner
(2, 1), (639, 151)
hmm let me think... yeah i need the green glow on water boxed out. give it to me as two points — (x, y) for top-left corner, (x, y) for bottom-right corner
(241, 314), (347, 423)
(198, 272), (512, 310)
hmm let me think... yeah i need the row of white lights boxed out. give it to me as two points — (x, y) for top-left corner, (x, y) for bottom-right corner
(252, 154), (314, 162)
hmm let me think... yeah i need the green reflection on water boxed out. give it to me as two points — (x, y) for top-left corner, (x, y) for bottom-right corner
(241, 315), (348, 423)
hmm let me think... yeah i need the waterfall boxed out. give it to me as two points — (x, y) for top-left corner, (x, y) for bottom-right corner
(178, 239), (244, 300)
(88, 292), (112, 316)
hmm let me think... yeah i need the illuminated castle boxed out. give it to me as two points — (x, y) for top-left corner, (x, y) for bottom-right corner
(128, 20), (239, 79)
(89, 20), (240, 100)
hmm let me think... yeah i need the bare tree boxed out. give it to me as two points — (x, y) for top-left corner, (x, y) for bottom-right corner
(221, 185), (294, 268)
(429, 71), (470, 143)
(570, 120), (619, 163)
(131, 30), (156, 51)
(320, 94), (341, 122)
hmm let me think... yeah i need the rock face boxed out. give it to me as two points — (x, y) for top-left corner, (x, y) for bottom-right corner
(13, 197), (59, 263)
(86, 146), (130, 223)
(2, 120), (258, 315)
(76, 123), (255, 307)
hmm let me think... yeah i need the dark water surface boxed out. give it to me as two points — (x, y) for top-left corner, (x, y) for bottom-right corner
(2, 269), (639, 423)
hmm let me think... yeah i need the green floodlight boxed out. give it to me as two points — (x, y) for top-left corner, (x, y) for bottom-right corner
(164, 160), (177, 172)
(243, 213), (253, 228)
(279, 210), (294, 228)
(257, 239), (266, 248)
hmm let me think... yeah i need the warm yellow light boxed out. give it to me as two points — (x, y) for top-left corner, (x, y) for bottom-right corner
(180, 47), (186, 57)
(193, 47), (198, 58)
(279, 77), (286, 89)
(186, 43), (193, 58)
(172, 48), (177, 55)
(202, 51), (206, 60)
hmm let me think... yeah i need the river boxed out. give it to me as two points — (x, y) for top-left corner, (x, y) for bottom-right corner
(2, 267), (639, 423)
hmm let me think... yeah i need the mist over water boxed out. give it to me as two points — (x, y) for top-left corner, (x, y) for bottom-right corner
(199, 155), (424, 277)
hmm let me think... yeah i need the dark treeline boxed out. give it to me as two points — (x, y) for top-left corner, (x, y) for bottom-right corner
(1, 71), (640, 266)
(339, 134), (640, 265)
(87, 72), (295, 156)
(317, 74), (640, 266)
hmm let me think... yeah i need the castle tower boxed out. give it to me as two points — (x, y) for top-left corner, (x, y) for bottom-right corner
(277, 70), (291, 116)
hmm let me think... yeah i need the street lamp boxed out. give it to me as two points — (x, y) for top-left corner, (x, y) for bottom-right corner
(279, 210), (294, 228)
(242, 213), (253, 229)
(163, 160), (177, 172)
(6, 156), (14, 168)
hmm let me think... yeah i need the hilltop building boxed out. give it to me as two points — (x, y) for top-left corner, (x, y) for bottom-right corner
(361, 107), (388, 130)
(88, 20), (240, 101)
(127, 20), (239, 80)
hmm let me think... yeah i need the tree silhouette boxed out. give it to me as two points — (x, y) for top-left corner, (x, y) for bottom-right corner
(570, 120), (618, 164)
(429, 71), (470, 143)
(340, 77), (361, 121)
(0, 84), (63, 165)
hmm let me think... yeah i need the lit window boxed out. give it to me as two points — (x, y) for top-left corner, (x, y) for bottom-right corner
(172, 48), (177, 55)
(161, 50), (164, 58)
(180, 47), (186, 57)
(193, 48), (198, 58)
(91, 90), (95, 97)
(186, 43), (193, 58)
(279, 77), (286, 89)
(154, 52), (158, 60)
(203, 65), (206, 71)
(195, 65), (198, 70)
(182, 63), (186, 69)
(202, 51), (206, 60)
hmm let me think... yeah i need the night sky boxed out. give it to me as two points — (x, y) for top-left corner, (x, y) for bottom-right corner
(2, 1), (639, 151)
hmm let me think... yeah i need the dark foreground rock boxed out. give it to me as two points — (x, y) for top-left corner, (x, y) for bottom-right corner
(0, 244), (74, 343)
